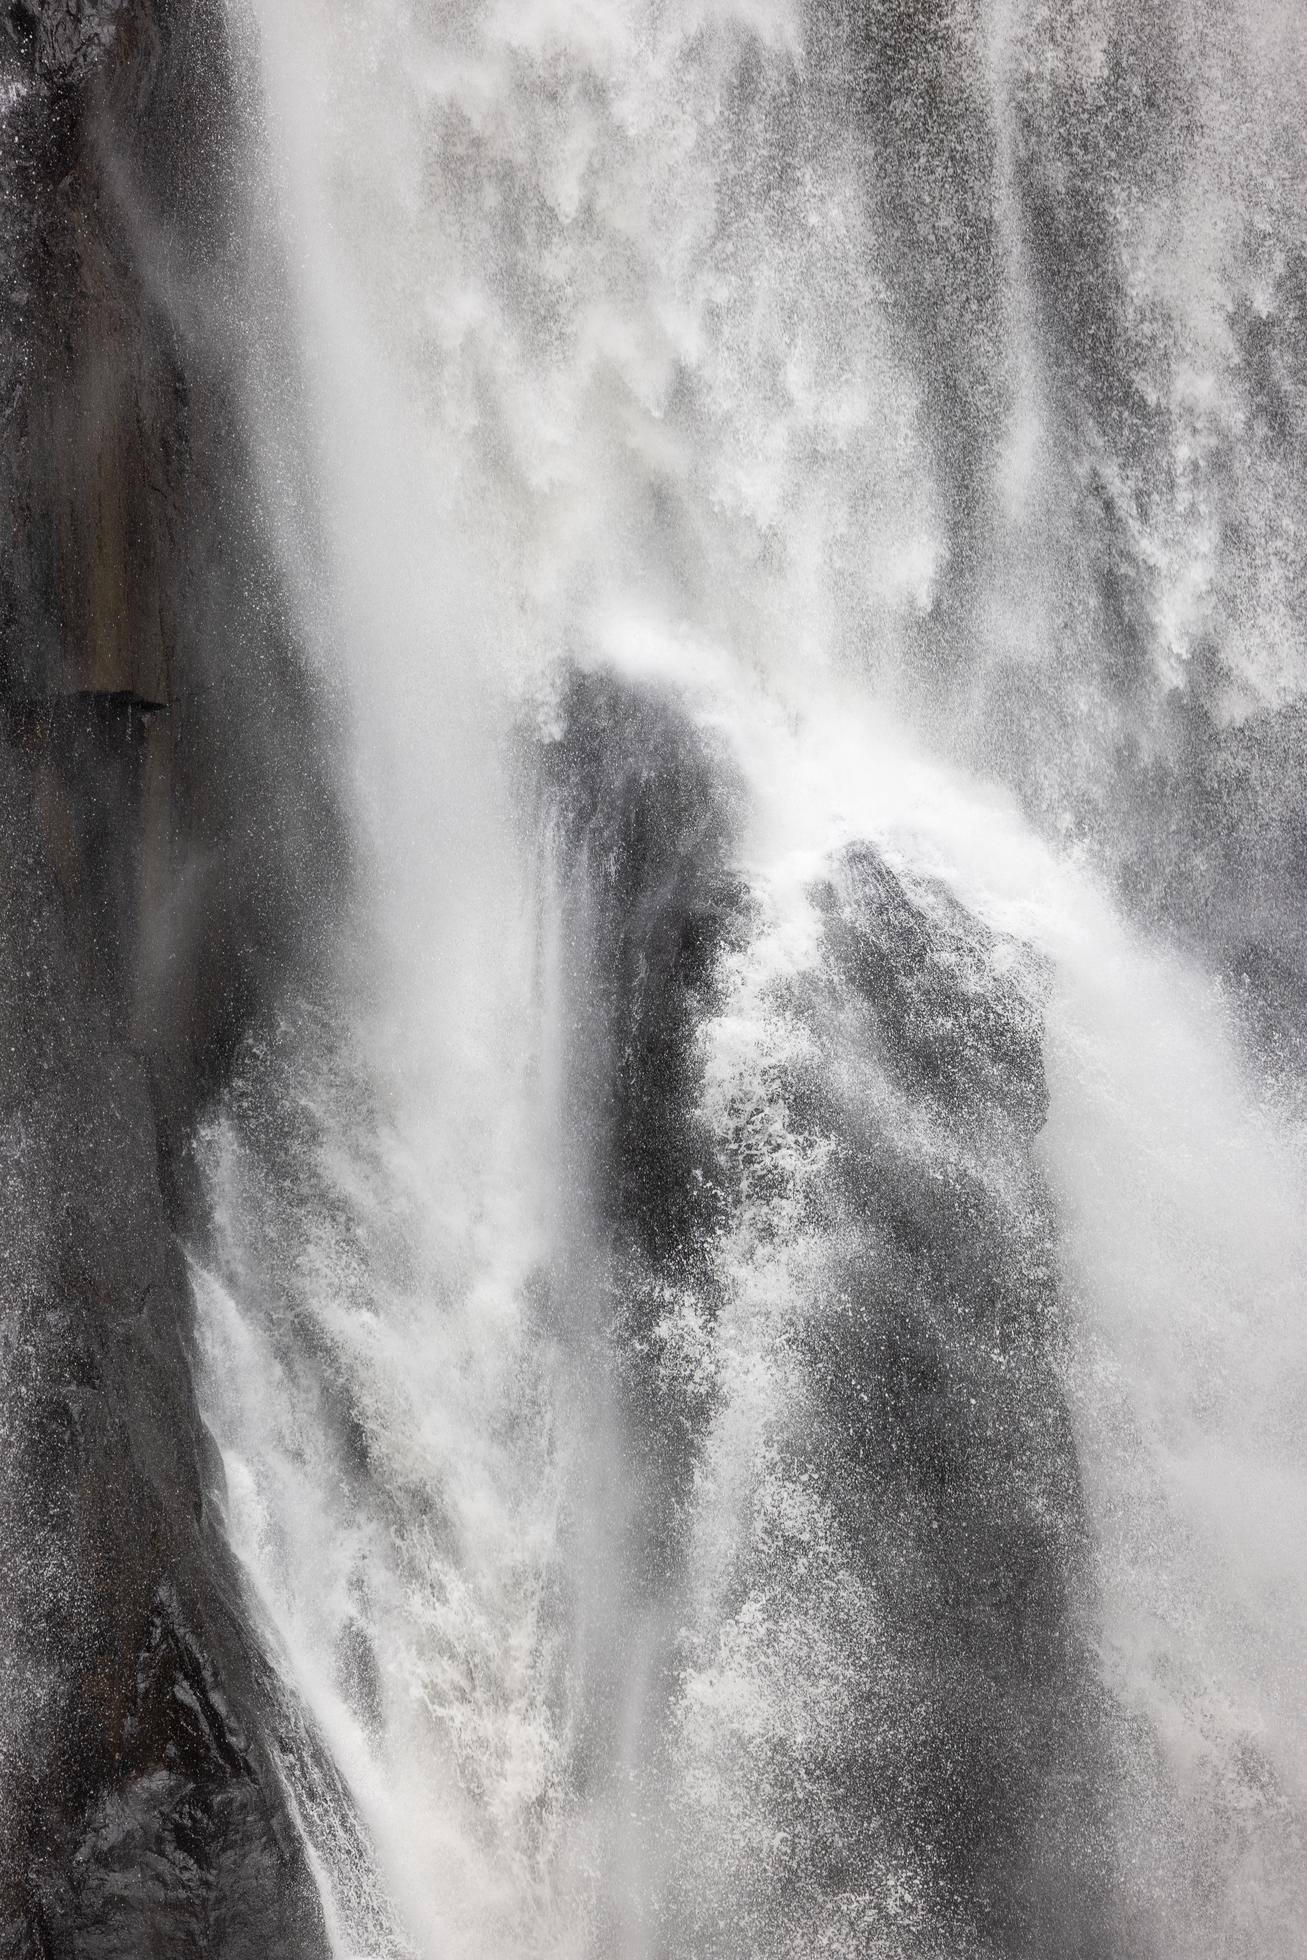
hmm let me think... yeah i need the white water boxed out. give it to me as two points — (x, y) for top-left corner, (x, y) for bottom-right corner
(197, 2), (1307, 1954)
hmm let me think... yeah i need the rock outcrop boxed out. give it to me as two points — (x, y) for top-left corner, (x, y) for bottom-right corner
(0, 2), (339, 1951)
(535, 670), (1117, 1955)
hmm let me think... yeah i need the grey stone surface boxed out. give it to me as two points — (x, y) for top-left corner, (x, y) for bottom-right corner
(0, 2), (340, 1951)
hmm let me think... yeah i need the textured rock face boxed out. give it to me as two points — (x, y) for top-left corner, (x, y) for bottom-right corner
(0, 2), (337, 1951)
(535, 670), (1115, 1955)
(530, 672), (744, 1835)
(539, 669), (740, 1276)
(9, 1), (126, 87)
(799, 852), (1113, 1957)
(0, 793), (329, 1955)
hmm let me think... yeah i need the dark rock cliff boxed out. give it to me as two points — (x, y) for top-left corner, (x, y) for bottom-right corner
(530, 671), (744, 1874)
(0, 2), (339, 1951)
(535, 671), (1118, 1955)
(799, 852), (1115, 1957)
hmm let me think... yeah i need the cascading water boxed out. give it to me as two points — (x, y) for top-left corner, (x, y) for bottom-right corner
(190, 2), (1307, 1955)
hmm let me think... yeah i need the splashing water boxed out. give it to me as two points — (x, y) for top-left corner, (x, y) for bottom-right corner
(195, 2), (1307, 1954)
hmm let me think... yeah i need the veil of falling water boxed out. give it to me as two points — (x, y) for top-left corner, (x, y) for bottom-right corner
(194, 2), (1307, 1955)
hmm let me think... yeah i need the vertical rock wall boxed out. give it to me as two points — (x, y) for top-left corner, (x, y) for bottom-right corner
(0, 3), (339, 1951)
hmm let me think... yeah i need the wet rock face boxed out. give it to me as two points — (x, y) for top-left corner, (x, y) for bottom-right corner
(644, 832), (1117, 1957)
(538, 671), (1115, 1955)
(538, 667), (741, 1275)
(533, 670), (744, 1803)
(1, 0), (344, 1136)
(801, 852), (1113, 1957)
(11, 1), (126, 85)
(0, 1), (337, 1952)
(0, 763), (329, 1956)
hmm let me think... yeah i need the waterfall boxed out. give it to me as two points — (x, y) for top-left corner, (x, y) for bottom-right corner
(189, 2), (1307, 1955)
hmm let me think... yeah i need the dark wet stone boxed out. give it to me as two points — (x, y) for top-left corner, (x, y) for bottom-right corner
(796, 846), (1114, 1957)
(0, 1), (339, 1951)
(535, 667), (1118, 1955)
(537, 665), (743, 1273)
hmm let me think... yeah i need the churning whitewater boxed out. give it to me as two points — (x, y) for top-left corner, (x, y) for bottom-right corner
(190, 2), (1307, 1955)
